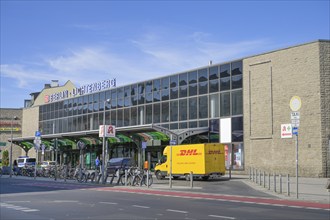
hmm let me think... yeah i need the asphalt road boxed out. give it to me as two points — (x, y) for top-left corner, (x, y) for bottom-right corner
(1, 177), (329, 220)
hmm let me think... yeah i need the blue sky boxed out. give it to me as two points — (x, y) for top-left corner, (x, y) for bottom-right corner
(1, 0), (329, 108)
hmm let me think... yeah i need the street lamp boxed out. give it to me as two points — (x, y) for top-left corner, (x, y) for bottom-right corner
(101, 98), (111, 184)
(10, 116), (18, 178)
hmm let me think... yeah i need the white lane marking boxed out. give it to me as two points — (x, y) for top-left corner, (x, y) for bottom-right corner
(166, 209), (188, 214)
(4, 201), (31, 203)
(6, 205), (23, 209)
(13, 207), (30, 210)
(99, 202), (118, 205)
(208, 215), (236, 219)
(306, 207), (322, 210)
(132, 205), (150, 209)
(52, 200), (78, 203)
(288, 206), (304, 209)
(21, 209), (39, 212)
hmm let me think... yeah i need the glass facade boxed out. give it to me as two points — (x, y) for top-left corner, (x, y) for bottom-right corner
(39, 60), (244, 168)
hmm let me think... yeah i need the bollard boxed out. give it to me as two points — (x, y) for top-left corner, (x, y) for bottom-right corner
(190, 171), (193, 188)
(274, 173), (277, 193)
(256, 169), (258, 184)
(263, 171), (266, 188)
(252, 168), (255, 182)
(147, 170), (149, 188)
(249, 167), (251, 180)
(268, 173), (270, 190)
(125, 170), (128, 186)
(279, 174), (282, 194)
(287, 174), (290, 196)
(259, 170), (262, 186)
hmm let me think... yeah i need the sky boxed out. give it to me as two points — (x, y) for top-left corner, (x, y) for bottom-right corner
(1, 0), (329, 108)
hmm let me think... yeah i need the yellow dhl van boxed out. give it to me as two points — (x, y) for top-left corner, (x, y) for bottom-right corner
(154, 143), (225, 180)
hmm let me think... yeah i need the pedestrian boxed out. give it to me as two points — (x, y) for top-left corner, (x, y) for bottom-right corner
(95, 156), (100, 171)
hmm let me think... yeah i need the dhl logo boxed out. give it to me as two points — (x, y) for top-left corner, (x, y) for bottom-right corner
(177, 149), (201, 156)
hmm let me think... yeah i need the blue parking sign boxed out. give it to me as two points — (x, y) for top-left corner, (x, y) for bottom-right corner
(292, 127), (298, 135)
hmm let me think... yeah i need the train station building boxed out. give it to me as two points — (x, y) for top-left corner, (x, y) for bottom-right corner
(3, 39), (329, 177)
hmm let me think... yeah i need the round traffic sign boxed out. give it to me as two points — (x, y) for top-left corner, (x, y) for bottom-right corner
(290, 96), (302, 111)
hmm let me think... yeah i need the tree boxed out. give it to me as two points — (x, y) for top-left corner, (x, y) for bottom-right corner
(2, 150), (9, 166)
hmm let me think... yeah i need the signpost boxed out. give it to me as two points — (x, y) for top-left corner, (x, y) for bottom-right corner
(34, 131), (41, 180)
(290, 96), (302, 199)
(169, 137), (176, 188)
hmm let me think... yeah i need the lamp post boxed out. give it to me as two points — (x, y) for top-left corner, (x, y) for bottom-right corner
(101, 98), (111, 184)
(10, 116), (18, 178)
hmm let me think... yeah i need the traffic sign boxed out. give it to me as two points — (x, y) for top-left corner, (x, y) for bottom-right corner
(170, 140), (177, 145)
(281, 124), (292, 139)
(290, 96), (302, 111)
(35, 131), (41, 137)
(291, 112), (300, 120)
(292, 127), (298, 135)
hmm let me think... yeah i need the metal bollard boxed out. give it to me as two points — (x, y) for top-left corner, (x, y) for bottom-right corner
(249, 167), (252, 180)
(252, 168), (255, 182)
(147, 170), (149, 188)
(279, 174), (282, 194)
(256, 169), (258, 184)
(287, 174), (290, 196)
(263, 171), (266, 188)
(274, 173), (277, 193)
(259, 170), (262, 186)
(125, 170), (128, 186)
(190, 171), (193, 188)
(268, 173), (270, 190)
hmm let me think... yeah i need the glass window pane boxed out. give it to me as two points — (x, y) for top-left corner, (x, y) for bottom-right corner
(138, 83), (145, 95)
(209, 93), (220, 118)
(117, 87), (124, 99)
(138, 106), (144, 125)
(209, 79), (219, 93)
(146, 93), (153, 103)
(124, 97), (132, 107)
(131, 84), (138, 96)
(131, 96), (138, 105)
(161, 89), (169, 101)
(199, 81), (208, 95)
(146, 104), (152, 124)
(161, 77), (169, 90)
(198, 96), (208, 119)
(220, 92), (230, 117)
(170, 100), (178, 122)
(153, 103), (160, 123)
(189, 121), (197, 128)
(220, 63), (230, 78)
(189, 97), (197, 119)
(146, 81), (153, 93)
(220, 77), (231, 91)
(170, 87), (178, 99)
(232, 90), (243, 115)
(232, 117), (243, 142)
(233, 143), (244, 169)
(111, 89), (117, 101)
(179, 72), (188, 86)
(199, 120), (208, 127)
(117, 98), (124, 108)
(124, 108), (130, 126)
(161, 102), (169, 122)
(188, 71), (197, 84)
(138, 94), (145, 105)
(153, 91), (161, 102)
(189, 84), (197, 96)
(117, 109), (123, 127)
(153, 79), (160, 91)
(231, 60), (242, 76)
(124, 86), (130, 97)
(170, 75), (178, 88)
(130, 107), (137, 126)
(179, 86), (187, 98)
(110, 110), (116, 126)
(179, 99), (187, 121)
(179, 122), (187, 129)
(232, 74), (242, 89)
(198, 68), (208, 82)
(170, 123), (178, 130)
(209, 65), (219, 80)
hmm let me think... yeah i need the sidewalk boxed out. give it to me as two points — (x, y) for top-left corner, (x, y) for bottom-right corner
(236, 174), (330, 204)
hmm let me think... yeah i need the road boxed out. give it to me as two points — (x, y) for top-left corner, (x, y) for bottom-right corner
(1, 177), (329, 220)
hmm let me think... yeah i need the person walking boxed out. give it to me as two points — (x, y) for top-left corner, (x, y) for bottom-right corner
(95, 156), (100, 171)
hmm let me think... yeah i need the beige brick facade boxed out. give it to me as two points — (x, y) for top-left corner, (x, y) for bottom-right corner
(243, 40), (330, 177)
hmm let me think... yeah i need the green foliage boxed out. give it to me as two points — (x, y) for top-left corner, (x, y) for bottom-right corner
(2, 150), (9, 166)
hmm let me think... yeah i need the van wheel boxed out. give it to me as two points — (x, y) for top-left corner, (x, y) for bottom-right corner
(155, 171), (163, 180)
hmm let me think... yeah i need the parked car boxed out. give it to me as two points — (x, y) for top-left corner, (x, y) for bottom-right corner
(40, 161), (56, 168)
(106, 157), (134, 175)
(17, 156), (36, 168)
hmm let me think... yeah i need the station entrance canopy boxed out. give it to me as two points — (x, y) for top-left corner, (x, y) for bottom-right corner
(10, 124), (211, 151)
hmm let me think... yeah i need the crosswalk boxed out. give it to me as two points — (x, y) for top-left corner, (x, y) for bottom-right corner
(0, 202), (39, 212)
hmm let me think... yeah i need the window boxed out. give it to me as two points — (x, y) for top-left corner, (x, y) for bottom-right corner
(146, 105), (152, 124)
(117, 87), (124, 99)
(198, 96), (208, 119)
(179, 99), (188, 121)
(153, 79), (160, 91)
(170, 100), (178, 122)
(179, 72), (188, 86)
(209, 79), (219, 93)
(189, 97), (197, 120)
(124, 108), (130, 126)
(220, 63), (230, 78)
(138, 83), (145, 95)
(130, 107), (137, 126)
(170, 75), (178, 88)
(231, 61), (242, 75)
(170, 87), (178, 99)
(220, 92), (230, 117)
(153, 103), (160, 123)
(161, 89), (169, 101)
(145, 81), (153, 93)
(220, 77), (231, 91)
(232, 74), (242, 89)
(161, 102), (169, 123)
(117, 109), (123, 127)
(232, 116), (243, 142)
(232, 90), (243, 115)
(199, 81), (208, 95)
(189, 83), (197, 96)
(198, 68), (208, 82)
(188, 71), (197, 84)
(179, 86), (187, 98)
(209, 93), (219, 118)
(209, 66), (219, 80)
(161, 77), (169, 90)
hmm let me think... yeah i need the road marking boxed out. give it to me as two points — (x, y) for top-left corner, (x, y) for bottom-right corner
(99, 202), (118, 205)
(132, 205), (150, 209)
(4, 201), (31, 203)
(208, 215), (236, 219)
(21, 209), (39, 212)
(166, 209), (188, 214)
(52, 200), (78, 203)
